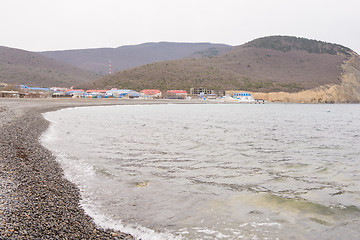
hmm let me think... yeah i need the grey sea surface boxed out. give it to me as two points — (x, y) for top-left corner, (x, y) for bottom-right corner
(42, 103), (360, 240)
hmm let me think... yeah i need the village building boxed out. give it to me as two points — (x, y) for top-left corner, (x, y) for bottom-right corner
(27, 90), (51, 98)
(0, 90), (20, 98)
(86, 89), (108, 94)
(19, 85), (53, 98)
(190, 88), (225, 98)
(85, 89), (108, 97)
(166, 90), (187, 99)
(105, 89), (140, 98)
(232, 92), (251, 98)
(51, 87), (68, 92)
(128, 92), (141, 98)
(71, 91), (87, 98)
(225, 90), (254, 97)
(52, 92), (67, 98)
(65, 89), (85, 93)
(140, 89), (162, 99)
(105, 89), (131, 98)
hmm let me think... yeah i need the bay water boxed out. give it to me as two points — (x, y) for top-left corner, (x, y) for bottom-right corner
(41, 103), (360, 239)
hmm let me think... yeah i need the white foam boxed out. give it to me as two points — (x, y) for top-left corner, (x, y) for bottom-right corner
(250, 222), (282, 228)
(195, 228), (231, 239)
(40, 113), (59, 144)
(81, 203), (183, 240)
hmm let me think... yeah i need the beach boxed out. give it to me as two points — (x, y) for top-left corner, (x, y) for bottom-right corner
(3, 98), (359, 239)
(0, 98), (193, 239)
(0, 98), (134, 239)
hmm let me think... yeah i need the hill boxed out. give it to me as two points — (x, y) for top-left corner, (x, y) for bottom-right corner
(39, 42), (232, 75)
(92, 36), (360, 103)
(0, 46), (99, 87)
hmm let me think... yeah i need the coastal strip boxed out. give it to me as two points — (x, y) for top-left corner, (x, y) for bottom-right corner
(0, 98), (175, 239)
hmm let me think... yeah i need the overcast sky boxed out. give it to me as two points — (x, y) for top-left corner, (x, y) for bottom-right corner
(1, 0), (360, 53)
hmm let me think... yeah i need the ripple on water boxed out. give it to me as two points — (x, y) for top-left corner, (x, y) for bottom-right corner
(41, 104), (360, 240)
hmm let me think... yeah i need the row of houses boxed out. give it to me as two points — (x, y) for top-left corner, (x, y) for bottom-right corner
(1, 85), (256, 101)
(61, 89), (187, 99)
(0, 85), (53, 98)
(5, 86), (190, 99)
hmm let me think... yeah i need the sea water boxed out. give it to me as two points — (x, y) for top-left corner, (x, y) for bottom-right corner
(41, 103), (360, 240)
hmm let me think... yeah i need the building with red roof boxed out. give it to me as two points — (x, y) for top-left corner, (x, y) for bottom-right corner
(140, 89), (162, 99)
(166, 90), (187, 99)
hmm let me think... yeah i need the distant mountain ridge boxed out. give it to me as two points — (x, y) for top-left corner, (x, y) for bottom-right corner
(244, 36), (353, 56)
(0, 46), (98, 87)
(2, 36), (360, 103)
(92, 36), (360, 103)
(39, 42), (233, 75)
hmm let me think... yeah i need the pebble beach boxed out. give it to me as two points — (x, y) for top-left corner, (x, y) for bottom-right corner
(0, 98), (186, 239)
